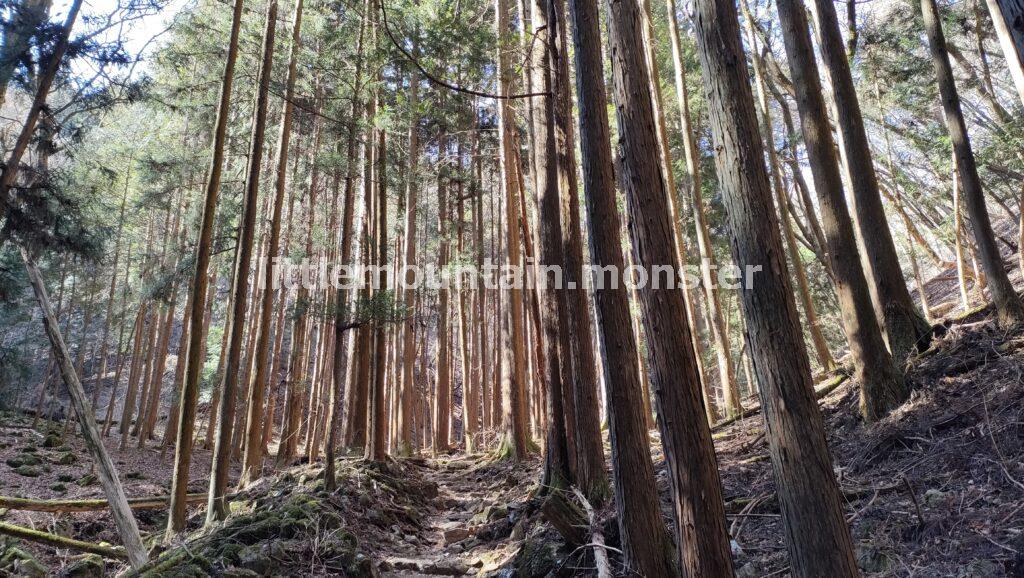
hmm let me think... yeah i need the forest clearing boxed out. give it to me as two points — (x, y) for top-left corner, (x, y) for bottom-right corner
(0, 0), (1022, 574)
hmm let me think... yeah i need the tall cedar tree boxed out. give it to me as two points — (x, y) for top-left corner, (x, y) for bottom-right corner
(167, 0), (245, 537)
(776, 0), (909, 422)
(689, 0), (860, 574)
(566, 0), (675, 571)
(207, 0), (278, 522)
(603, 0), (734, 572)
(812, 0), (932, 363)
(240, 0), (287, 487)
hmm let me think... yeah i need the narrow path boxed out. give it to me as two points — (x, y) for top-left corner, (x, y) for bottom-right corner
(378, 455), (536, 577)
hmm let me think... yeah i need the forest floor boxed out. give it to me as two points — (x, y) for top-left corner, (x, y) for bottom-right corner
(0, 305), (1023, 575)
(707, 303), (1024, 577)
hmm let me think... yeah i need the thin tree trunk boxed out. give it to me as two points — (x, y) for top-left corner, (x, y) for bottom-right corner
(434, 128), (452, 454)
(326, 0), (369, 489)
(206, 0), (278, 522)
(812, 0), (931, 363)
(166, 0), (246, 537)
(366, 127), (389, 462)
(530, 0), (572, 489)
(239, 0), (284, 487)
(396, 57), (419, 457)
(550, 0), (606, 499)
(21, 249), (148, 569)
(665, 0), (741, 416)
(740, 0), (836, 373)
(494, 0), (529, 459)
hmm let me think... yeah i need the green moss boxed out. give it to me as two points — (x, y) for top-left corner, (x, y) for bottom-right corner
(0, 545), (47, 577)
(57, 474), (75, 483)
(77, 473), (97, 487)
(57, 553), (103, 577)
(49, 483), (67, 493)
(53, 453), (76, 465)
(14, 465), (41, 477)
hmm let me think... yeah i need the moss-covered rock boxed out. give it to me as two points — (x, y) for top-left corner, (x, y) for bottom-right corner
(49, 482), (67, 493)
(54, 453), (76, 465)
(0, 544), (47, 577)
(127, 463), (391, 577)
(8, 454), (42, 468)
(14, 465), (41, 477)
(512, 537), (560, 578)
(77, 473), (97, 486)
(41, 434), (61, 448)
(57, 554), (103, 578)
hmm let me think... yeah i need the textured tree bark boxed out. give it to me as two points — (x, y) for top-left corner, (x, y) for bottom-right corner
(366, 126), (390, 462)
(740, 0), (835, 373)
(344, 82), (377, 454)
(605, 0), (734, 572)
(812, 0), (931, 363)
(474, 131), (491, 434)
(664, 0), (741, 417)
(495, 0), (529, 460)
(434, 128), (452, 455)
(566, 0), (674, 571)
(530, 0), (572, 490)
(776, 0), (908, 422)
(21, 249), (148, 569)
(690, 0), (859, 575)
(637, 0), (717, 420)
(550, 0), (607, 500)
(396, 57), (419, 458)
(923, 0), (1024, 327)
(456, 175), (479, 452)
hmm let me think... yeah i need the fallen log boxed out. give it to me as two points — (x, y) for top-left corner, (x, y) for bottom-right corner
(0, 493), (207, 513)
(21, 248), (148, 569)
(0, 521), (127, 559)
